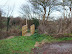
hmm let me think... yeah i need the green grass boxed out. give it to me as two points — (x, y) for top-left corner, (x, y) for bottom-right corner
(0, 36), (36, 54)
(0, 33), (72, 54)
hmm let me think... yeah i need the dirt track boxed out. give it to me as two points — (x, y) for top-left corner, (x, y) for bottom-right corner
(33, 41), (72, 54)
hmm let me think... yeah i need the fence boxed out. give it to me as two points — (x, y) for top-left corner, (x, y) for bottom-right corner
(22, 25), (28, 36)
(30, 24), (35, 35)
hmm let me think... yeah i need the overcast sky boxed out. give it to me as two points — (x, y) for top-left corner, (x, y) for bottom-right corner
(0, 0), (29, 17)
(0, 0), (71, 18)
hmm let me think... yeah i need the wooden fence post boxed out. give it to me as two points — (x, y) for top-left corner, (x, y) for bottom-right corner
(22, 25), (28, 36)
(30, 24), (35, 35)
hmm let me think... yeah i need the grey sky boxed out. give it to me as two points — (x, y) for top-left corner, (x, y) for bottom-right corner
(0, 0), (29, 17)
(0, 0), (71, 18)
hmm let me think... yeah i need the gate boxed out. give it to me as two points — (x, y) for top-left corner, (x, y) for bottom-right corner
(22, 25), (28, 36)
(30, 24), (35, 35)
(22, 24), (35, 36)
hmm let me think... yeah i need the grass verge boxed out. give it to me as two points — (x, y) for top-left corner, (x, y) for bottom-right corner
(0, 33), (72, 54)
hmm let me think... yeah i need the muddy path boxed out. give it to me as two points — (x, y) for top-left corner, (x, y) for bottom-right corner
(33, 41), (72, 54)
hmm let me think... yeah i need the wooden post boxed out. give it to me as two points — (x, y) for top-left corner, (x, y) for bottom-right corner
(30, 24), (35, 35)
(26, 18), (27, 25)
(22, 25), (28, 36)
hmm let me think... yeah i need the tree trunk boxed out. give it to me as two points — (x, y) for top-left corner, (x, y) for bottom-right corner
(7, 17), (10, 31)
(63, 0), (65, 19)
(47, 7), (50, 21)
(70, 7), (72, 25)
(42, 8), (46, 34)
(26, 18), (27, 25)
(43, 8), (46, 21)
(63, 7), (65, 19)
(70, 8), (72, 17)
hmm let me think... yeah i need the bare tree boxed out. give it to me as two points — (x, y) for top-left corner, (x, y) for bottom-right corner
(0, 10), (2, 17)
(4, 5), (15, 31)
(69, 0), (72, 17)
(20, 4), (32, 19)
(0, 9), (3, 30)
(29, 0), (55, 21)
(61, 0), (72, 18)
(19, 4), (33, 25)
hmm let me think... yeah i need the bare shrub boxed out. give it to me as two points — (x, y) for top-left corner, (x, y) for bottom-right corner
(8, 26), (22, 36)
(38, 17), (72, 35)
(0, 31), (8, 39)
(10, 17), (22, 26)
(38, 20), (57, 35)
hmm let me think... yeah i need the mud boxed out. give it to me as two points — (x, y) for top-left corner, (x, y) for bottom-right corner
(33, 41), (72, 54)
